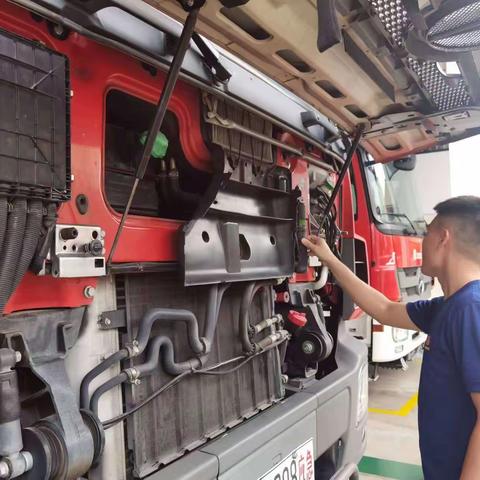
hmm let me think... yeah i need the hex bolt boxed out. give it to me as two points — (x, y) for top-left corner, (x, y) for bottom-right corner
(103, 318), (111, 327)
(84, 286), (96, 298)
(302, 340), (315, 355)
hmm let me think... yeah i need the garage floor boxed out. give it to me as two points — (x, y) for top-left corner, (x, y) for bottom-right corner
(359, 356), (423, 480)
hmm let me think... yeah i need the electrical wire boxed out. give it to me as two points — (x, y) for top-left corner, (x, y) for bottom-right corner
(101, 338), (287, 429)
(102, 371), (190, 429)
(193, 340), (284, 376)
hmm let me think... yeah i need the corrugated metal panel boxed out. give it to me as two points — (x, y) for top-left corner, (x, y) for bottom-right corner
(122, 273), (283, 478)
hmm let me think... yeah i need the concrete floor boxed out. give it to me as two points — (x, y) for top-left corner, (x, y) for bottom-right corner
(359, 356), (423, 480)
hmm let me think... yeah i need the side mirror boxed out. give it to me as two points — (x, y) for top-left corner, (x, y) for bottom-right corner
(393, 156), (417, 171)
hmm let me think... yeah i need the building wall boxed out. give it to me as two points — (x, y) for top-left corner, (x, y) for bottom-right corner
(449, 135), (480, 197)
(413, 150), (451, 222)
(412, 134), (480, 222)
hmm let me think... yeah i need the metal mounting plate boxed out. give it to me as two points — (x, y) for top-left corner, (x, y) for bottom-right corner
(182, 174), (296, 286)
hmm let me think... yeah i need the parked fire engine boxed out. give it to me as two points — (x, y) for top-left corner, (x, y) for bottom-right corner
(346, 153), (431, 375)
(0, 1), (479, 480)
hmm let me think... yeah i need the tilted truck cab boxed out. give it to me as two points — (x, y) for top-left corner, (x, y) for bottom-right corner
(0, 1), (480, 479)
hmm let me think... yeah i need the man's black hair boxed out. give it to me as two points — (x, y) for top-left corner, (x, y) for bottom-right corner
(434, 196), (480, 217)
(434, 196), (480, 259)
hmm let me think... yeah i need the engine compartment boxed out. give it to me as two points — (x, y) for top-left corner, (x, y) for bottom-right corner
(0, 3), (354, 479)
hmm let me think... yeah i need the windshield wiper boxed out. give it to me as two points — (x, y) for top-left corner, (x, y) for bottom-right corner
(378, 212), (418, 236)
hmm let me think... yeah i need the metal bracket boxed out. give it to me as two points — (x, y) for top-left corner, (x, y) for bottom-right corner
(98, 310), (126, 330)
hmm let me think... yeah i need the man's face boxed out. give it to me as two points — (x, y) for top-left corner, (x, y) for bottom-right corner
(421, 217), (445, 277)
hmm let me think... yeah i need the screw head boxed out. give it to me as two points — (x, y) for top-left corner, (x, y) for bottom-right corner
(104, 318), (112, 326)
(134, 379), (141, 385)
(84, 286), (96, 298)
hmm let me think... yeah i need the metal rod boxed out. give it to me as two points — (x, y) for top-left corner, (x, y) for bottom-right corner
(205, 117), (340, 171)
(107, 6), (200, 265)
(319, 124), (365, 230)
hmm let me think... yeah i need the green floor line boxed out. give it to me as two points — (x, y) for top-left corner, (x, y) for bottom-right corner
(359, 456), (423, 480)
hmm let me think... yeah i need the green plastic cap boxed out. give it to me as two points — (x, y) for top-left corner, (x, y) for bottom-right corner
(140, 131), (169, 159)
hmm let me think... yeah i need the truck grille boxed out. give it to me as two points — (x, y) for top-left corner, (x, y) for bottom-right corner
(396, 267), (432, 301)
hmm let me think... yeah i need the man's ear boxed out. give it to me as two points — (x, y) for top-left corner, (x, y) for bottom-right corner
(438, 226), (451, 248)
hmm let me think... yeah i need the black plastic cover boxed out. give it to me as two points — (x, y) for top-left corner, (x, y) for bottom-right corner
(0, 28), (70, 201)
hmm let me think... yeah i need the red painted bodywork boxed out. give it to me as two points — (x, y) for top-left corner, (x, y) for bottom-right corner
(1, 2), (211, 312)
(351, 153), (423, 303)
(1, 2), (319, 312)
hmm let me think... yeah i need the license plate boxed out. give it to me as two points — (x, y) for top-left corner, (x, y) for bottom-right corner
(259, 439), (315, 480)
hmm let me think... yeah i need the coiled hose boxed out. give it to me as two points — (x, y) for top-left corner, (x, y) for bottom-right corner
(12, 200), (43, 292)
(0, 197), (8, 258)
(0, 199), (28, 313)
(0, 199), (46, 313)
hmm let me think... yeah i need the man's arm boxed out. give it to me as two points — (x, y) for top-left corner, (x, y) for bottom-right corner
(460, 393), (480, 480)
(302, 236), (418, 330)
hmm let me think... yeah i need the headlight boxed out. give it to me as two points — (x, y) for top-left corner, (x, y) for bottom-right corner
(392, 327), (409, 343)
(356, 362), (368, 426)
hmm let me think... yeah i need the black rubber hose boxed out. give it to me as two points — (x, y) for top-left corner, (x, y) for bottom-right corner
(90, 371), (129, 415)
(240, 282), (256, 353)
(81, 303), (213, 409)
(215, 284), (230, 326)
(136, 284), (228, 377)
(0, 197), (8, 256)
(136, 335), (202, 377)
(0, 199), (27, 313)
(30, 202), (57, 274)
(164, 171), (201, 209)
(80, 349), (129, 409)
(202, 285), (219, 348)
(90, 338), (203, 415)
(240, 282), (271, 354)
(87, 286), (223, 412)
(11, 200), (43, 294)
(135, 307), (207, 355)
(156, 162), (201, 213)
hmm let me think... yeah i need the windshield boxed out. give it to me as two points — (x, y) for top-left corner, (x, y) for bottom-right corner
(364, 155), (426, 236)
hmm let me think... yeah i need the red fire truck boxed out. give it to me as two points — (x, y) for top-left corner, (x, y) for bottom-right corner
(0, 1), (479, 480)
(346, 153), (431, 376)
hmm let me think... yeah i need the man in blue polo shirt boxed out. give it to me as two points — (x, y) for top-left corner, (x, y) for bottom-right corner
(302, 196), (480, 480)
